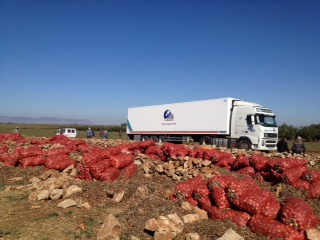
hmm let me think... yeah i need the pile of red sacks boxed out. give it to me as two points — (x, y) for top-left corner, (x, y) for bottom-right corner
(0, 134), (320, 199)
(171, 174), (318, 240)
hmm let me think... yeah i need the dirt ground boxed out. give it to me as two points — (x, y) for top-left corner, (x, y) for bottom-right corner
(0, 142), (320, 240)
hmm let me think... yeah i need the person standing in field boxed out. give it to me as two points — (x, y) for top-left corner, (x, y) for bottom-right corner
(100, 129), (109, 139)
(119, 129), (123, 139)
(291, 136), (306, 154)
(277, 137), (290, 153)
(86, 128), (93, 139)
(12, 127), (20, 133)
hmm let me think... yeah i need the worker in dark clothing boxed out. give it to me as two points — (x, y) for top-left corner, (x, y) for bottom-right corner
(291, 136), (306, 154)
(277, 137), (290, 153)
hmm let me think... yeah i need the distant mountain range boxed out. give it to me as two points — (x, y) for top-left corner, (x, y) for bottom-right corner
(0, 116), (94, 125)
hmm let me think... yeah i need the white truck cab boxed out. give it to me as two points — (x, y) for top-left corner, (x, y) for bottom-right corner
(55, 128), (77, 138)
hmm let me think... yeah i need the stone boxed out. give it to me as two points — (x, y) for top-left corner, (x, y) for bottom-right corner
(62, 164), (74, 173)
(306, 228), (320, 240)
(8, 177), (23, 182)
(37, 190), (50, 201)
(113, 190), (125, 203)
(216, 228), (244, 240)
(97, 214), (122, 240)
(137, 186), (149, 197)
(49, 189), (64, 200)
(154, 231), (176, 240)
(182, 214), (200, 223)
(64, 185), (82, 198)
(185, 233), (200, 240)
(57, 199), (77, 208)
(79, 202), (91, 210)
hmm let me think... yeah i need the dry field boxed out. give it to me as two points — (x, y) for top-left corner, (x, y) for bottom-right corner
(1, 136), (320, 240)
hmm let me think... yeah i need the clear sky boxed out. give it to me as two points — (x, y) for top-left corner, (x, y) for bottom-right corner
(1, 0), (319, 126)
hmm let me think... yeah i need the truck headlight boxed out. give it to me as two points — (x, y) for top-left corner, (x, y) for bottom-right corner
(261, 140), (265, 146)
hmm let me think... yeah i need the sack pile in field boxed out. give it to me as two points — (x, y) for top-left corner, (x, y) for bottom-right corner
(171, 174), (318, 240)
(1, 134), (320, 199)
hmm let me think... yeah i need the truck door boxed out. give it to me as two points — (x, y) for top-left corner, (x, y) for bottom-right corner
(233, 108), (257, 140)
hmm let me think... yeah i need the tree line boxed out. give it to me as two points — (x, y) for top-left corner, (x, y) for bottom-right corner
(278, 123), (320, 141)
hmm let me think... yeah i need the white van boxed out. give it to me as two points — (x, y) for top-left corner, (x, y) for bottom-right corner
(55, 128), (77, 138)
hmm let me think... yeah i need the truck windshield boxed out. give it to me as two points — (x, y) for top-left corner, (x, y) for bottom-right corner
(257, 115), (277, 127)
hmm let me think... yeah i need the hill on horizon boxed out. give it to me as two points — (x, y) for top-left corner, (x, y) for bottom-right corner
(0, 116), (94, 125)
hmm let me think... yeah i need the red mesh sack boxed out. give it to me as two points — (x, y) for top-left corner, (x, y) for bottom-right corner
(193, 182), (210, 202)
(174, 174), (203, 199)
(308, 181), (320, 199)
(249, 154), (270, 172)
(75, 164), (92, 181)
(282, 166), (309, 185)
(203, 149), (217, 160)
(232, 155), (250, 170)
(99, 167), (121, 181)
(135, 140), (156, 152)
(175, 147), (189, 158)
(88, 160), (112, 180)
(77, 144), (95, 153)
(45, 154), (76, 171)
(211, 151), (233, 163)
(216, 157), (234, 170)
(195, 148), (205, 159)
(122, 163), (136, 178)
(0, 133), (26, 143)
(0, 153), (19, 166)
(274, 158), (308, 173)
(46, 145), (76, 156)
(261, 196), (281, 220)
(280, 197), (319, 231)
(302, 170), (320, 184)
(0, 145), (8, 154)
(249, 215), (305, 240)
(220, 209), (251, 227)
(109, 153), (134, 169)
(145, 146), (163, 158)
(232, 189), (275, 215)
(187, 149), (198, 158)
(16, 145), (43, 159)
(186, 197), (198, 207)
(82, 151), (104, 168)
(291, 179), (310, 190)
(146, 154), (162, 161)
(207, 175), (238, 190)
(207, 206), (250, 227)
(19, 154), (45, 168)
(210, 186), (230, 209)
(226, 177), (259, 206)
(236, 166), (256, 177)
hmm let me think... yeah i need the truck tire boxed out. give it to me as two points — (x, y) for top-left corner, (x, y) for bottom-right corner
(200, 136), (212, 146)
(158, 136), (166, 143)
(141, 135), (149, 142)
(150, 136), (158, 142)
(238, 139), (251, 150)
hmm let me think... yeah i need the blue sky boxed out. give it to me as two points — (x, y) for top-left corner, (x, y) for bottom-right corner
(1, 0), (319, 126)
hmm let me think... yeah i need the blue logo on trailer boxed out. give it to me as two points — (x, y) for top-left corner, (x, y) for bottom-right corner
(164, 110), (174, 121)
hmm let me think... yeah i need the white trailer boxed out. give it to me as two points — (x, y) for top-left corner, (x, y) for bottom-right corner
(127, 97), (278, 151)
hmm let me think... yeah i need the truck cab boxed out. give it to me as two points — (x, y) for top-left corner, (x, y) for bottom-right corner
(231, 101), (278, 150)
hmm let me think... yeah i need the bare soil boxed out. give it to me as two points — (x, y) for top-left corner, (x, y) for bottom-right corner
(0, 144), (320, 240)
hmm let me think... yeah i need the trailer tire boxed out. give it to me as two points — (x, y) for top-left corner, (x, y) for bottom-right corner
(200, 136), (212, 146)
(158, 136), (166, 143)
(141, 135), (149, 142)
(150, 136), (158, 142)
(238, 139), (251, 150)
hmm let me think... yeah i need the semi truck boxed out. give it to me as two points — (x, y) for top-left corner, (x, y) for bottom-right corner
(126, 97), (278, 151)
